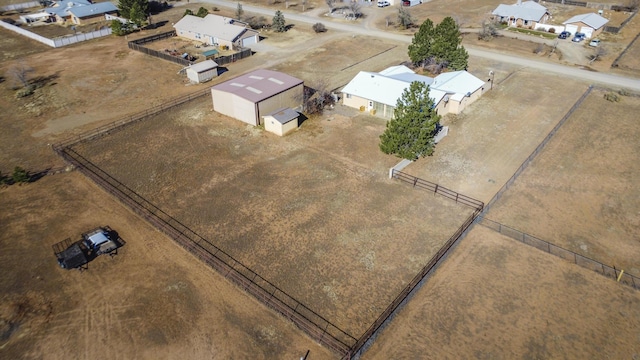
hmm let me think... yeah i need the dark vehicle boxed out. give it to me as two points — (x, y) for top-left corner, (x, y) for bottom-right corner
(572, 32), (586, 42)
(558, 31), (571, 39)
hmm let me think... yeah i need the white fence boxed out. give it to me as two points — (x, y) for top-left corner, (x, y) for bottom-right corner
(0, 1), (40, 12)
(0, 20), (111, 48)
(534, 24), (565, 33)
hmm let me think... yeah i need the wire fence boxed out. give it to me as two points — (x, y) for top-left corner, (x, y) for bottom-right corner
(52, 146), (356, 356)
(479, 217), (639, 290)
(343, 173), (484, 359)
(484, 85), (593, 212)
(53, 88), (211, 150)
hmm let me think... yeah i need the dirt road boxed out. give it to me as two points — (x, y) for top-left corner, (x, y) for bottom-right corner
(202, 0), (640, 91)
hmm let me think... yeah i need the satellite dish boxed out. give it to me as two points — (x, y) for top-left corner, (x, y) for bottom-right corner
(466, 92), (471, 97)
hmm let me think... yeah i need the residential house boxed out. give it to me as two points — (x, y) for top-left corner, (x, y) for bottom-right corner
(341, 65), (486, 119)
(492, 0), (550, 28)
(43, 0), (118, 24)
(173, 14), (259, 48)
(562, 13), (609, 39)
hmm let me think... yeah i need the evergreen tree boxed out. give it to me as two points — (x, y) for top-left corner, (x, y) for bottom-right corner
(235, 3), (244, 19)
(272, 10), (286, 32)
(408, 19), (434, 65)
(118, 0), (148, 26)
(379, 81), (441, 160)
(196, 6), (209, 17)
(12, 166), (29, 184)
(184, 8), (193, 16)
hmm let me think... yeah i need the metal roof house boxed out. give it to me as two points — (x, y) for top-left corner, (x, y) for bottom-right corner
(492, 0), (550, 28)
(43, 0), (118, 24)
(562, 13), (609, 39)
(211, 69), (304, 126)
(341, 65), (486, 118)
(173, 14), (259, 48)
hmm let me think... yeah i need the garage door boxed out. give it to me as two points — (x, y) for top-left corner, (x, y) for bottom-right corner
(582, 27), (594, 39)
(564, 24), (578, 35)
(242, 36), (257, 47)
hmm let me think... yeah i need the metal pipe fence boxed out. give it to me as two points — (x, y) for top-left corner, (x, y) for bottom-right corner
(52, 146), (356, 356)
(343, 173), (484, 359)
(478, 217), (639, 290)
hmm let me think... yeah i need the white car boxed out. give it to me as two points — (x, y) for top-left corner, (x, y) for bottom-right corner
(589, 39), (601, 47)
(377, 0), (390, 7)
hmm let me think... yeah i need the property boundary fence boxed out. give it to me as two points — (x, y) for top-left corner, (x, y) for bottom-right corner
(53, 146), (356, 355)
(484, 85), (593, 212)
(0, 19), (111, 47)
(391, 170), (485, 211)
(54, 88), (211, 149)
(128, 30), (252, 67)
(612, 23), (640, 68)
(479, 217), (639, 290)
(604, 9), (637, 33)
(343, 172), (484, 359)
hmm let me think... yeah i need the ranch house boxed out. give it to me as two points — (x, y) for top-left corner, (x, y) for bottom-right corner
(492, 0), (550, 28)
(173, 14), (259, 49)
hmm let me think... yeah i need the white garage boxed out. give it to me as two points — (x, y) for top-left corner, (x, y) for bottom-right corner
(211, 69), (304, 126)
(186, 60), (218, 83)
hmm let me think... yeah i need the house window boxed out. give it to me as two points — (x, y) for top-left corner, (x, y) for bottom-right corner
(346, 94), (351, 99)
(524, 20), (529, 25)
(196, 33), (201, 39)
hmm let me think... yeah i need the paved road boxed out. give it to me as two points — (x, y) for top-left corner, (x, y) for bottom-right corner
(203, 0), (640, 91)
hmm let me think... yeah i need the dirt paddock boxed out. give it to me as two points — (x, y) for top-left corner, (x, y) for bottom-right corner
(69, 95), (476, 338)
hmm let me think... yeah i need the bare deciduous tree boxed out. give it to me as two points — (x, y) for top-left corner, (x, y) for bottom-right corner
(397, 6), (413, 29)
(590, 46), (608, 63)
(478, 20), (499, 41)
(297, 80), (335, 115)
(349, 1), (362, 18)
(7, 63), (34, 89)
(385, 15), (392, 27)
(326, 0), (336, 12)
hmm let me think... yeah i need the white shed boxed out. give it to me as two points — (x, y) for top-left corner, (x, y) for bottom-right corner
(263, 108), (299, 136)
(186, 60), (218, 83)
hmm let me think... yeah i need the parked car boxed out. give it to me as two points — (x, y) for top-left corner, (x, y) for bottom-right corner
(558, 31), (571, 39)
(377, 0), (390, 7)
(572, 32), (586, 42)
(589, 38), (601, 47)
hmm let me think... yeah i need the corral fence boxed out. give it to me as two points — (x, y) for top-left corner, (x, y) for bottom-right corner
(535, 0), (634, 10)
(343, 171), (484, 359)
(0, 19), (111, 48)
(54, 88), (211, 149)
(611, 19), (640, 68)
(128, 31), (191, 66)
(52, 146), (357, 356)
(128, 30), (252, 67)
(479, 217), (639, 290)
(604, 8), (637, 33)
(484, 85), (593, 212)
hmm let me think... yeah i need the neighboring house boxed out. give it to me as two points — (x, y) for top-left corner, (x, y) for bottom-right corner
(43, 0), (118, 24)
(173, 14), (259, 48)
(562, 13), (609, 39)
(211, 69), (303, 126)
(341, 65), (486, 119)
(492, 0), (550, 28)
(186, 60), (218, 83)
(262, 108), (300, 136)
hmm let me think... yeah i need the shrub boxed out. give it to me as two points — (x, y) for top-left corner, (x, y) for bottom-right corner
(15, 84), (35, 98)
(313, 22), (327, 33)
(548, 27), (556, 33)
(12, 166), (29, 184)
(604, 92), (620, 102)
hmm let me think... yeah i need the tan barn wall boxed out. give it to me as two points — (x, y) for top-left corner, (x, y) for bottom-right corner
(256, 84), (303, 125)
(211, 89), (258, 125)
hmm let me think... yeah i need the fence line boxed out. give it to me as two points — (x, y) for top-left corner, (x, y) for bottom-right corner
(127, 30), (252, 67)
(611, 18), (640, 68)
(391, 170), (484, 211)
(345, 177), (483, 359)
(484, 86), (593, 212)
(0, 19), (111, 47)
(54, 88), (212, 149)
(0, 1), (39, 11)
(478, 217), (639, 290)
(54, 146), (356, 355)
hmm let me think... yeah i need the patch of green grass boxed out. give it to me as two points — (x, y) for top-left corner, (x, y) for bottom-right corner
(507, 27), (558, 39)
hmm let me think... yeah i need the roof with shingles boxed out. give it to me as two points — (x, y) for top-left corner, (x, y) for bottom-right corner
(492, 1), (548, 22)
(174, 14), (258, 43)
(563, 13), (609, 29)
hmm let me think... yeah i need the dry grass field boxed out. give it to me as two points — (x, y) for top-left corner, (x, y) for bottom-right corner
(486, 88), (640, 277)
(362, 225), (640, 359)
(0, 172), (334, 360)
(403, 70), (591, 204)
(69, 96), (476, 337)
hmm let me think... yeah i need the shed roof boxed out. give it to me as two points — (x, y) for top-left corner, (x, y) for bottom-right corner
(264, 108), (299, 124)
(211, 69), (303, 103)
(189, 60), (218, 73)
(174, 14), (258, 43)
(492, 1), (548, 21)
(562, 13), (609, 29)
(68, 1), (117, 18)
(45, 0), (91, 17)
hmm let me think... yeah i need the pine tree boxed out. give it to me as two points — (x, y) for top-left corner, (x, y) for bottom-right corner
(236, 3), (244, 19)
(379, 81), (441, 160)
(196, 6), (209, 18)
(272, 10), (286, 32)
(408, 19), (434, 65)
(118, 0), (148, 26)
